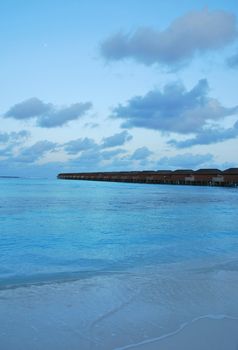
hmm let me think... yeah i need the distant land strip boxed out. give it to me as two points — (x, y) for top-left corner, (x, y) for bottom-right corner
(57, 168), (238, 187)
(0, 176), (20, 179)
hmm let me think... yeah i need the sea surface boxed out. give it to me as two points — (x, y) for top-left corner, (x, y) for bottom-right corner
(0, 178), (238, 349)
(0, 178), (238, 288)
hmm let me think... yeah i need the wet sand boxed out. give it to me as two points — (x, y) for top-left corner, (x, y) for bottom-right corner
(117, 317), (238, 349)
(1, 260), (238, 349)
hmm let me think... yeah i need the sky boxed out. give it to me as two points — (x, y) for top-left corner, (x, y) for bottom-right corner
(0, 0), (238, 177)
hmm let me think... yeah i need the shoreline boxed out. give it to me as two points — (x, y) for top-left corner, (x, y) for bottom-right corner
(116, 316), (238, 350)
(1, 258), (238, 349)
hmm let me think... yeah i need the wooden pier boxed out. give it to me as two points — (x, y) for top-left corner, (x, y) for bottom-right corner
(57, 168), (238, 187)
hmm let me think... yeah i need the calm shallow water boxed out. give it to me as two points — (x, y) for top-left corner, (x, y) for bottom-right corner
(0, 178), (237, 287)
(1, 179), (238, 349)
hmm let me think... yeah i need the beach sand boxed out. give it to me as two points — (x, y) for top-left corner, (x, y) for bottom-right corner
(118, 317), (238, 350)
(1, 261), (238, 350)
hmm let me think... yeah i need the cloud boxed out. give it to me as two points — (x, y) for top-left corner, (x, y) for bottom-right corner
(15, 141), (57, 163)
(113, 79), (237, 134)
(5, 98), (51, 120)
(101, 8), (237, 67)
(101, 131), (132, 148)
(38, 103), (92, 127)
(0, 130), (30, 158)
(64, 137), (98, 155)
(106, 148), (154, 170)
(168, 121), (238, 148)
(5, 98), (92, 127)
(227, 51), (238, 68)
(0, 135), (217, 175)
(100, 148), (126, 160)
(71, 147), (127, 168)
(0, 145), (16, 157)
(0, 130), (30, 144)
(71, 149), (104, 170)
(130, 146), (153, 160)
(63, 132), (132, 156)
(157, 153), (214, 169)
(71, 145), (153, 170)
(84, 122), (100, 129)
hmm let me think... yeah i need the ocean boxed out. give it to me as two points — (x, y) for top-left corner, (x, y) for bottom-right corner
(0, 178), (238, 349)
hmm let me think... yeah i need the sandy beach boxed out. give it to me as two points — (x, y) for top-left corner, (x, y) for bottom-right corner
(121, 317), (238, 350)
(1, 259), (238, 350)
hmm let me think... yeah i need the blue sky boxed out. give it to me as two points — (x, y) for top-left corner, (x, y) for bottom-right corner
(0, 0), (238, 177)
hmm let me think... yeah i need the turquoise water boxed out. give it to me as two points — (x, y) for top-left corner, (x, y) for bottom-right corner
(0, 178), (238, 288)
(1, 178), (238, 350)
